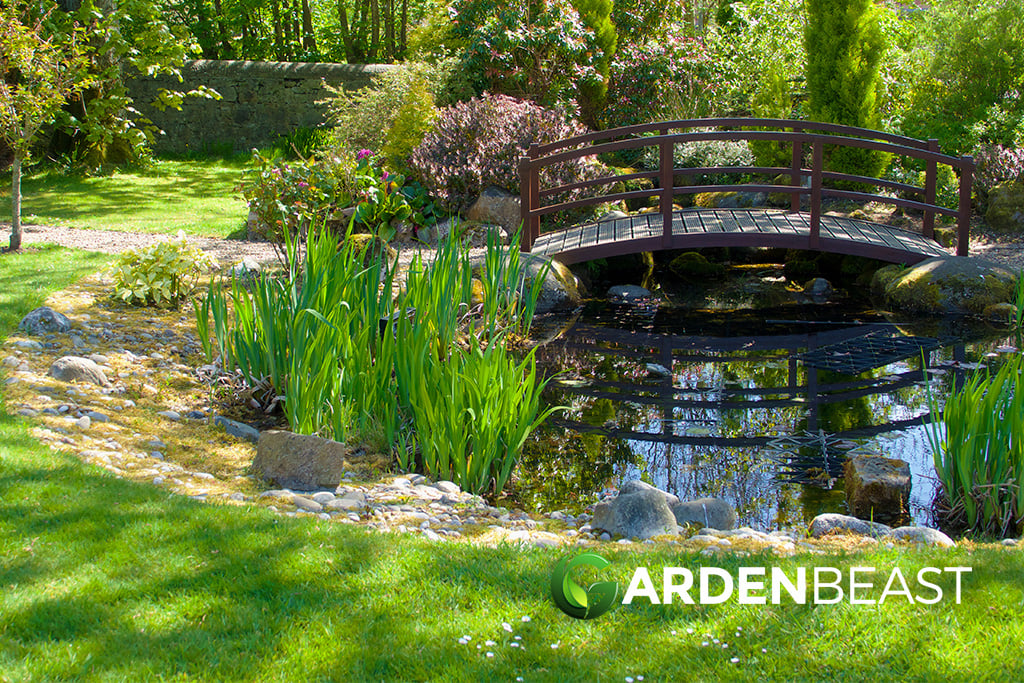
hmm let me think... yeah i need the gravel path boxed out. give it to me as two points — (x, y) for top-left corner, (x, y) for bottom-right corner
(7, 220), (1024, 272)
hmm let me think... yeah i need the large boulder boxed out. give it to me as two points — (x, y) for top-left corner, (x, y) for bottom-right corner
(591, 482), (679, 539)
(521, 254), (582, 314)
(871, 256), (1018, 315)
(670, 497), (738, 530)
(19, 307), (72, 335)
(47, 356), (110, 386)
(694, 190), (767, 209)
(808, 513), (892, 539)
(985, 181), (1024, 233)
(844, 455), (911, 524)
(466, 186), (522, 233)
(253, 430), (353, 490)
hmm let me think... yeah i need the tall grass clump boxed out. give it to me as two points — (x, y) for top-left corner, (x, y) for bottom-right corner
(925, 353), (1024, 536)
(195, 224), (557, 495)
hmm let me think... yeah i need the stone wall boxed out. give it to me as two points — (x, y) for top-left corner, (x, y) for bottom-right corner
(127, 59), (396, 154)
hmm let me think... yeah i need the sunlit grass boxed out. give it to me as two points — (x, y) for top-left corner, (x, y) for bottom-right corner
(0, 159), (249, 238)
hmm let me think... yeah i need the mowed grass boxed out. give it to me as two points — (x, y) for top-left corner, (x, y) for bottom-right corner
(0, 159), (249, 238)
(2, 248), (1024, 681)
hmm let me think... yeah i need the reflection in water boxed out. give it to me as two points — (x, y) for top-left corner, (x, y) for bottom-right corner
(520, 305), (1002, 530)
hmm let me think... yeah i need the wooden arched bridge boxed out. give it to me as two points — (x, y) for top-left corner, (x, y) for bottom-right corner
(517, 118), (975, 264)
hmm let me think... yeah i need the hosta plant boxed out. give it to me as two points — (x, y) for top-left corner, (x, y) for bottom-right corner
(112, 231), (216, 306)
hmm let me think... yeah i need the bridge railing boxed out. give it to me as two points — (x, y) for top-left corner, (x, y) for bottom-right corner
(518, 118), (975, 256)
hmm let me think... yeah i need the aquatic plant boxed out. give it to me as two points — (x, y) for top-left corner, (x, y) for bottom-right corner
(925, 352), (1024, 536)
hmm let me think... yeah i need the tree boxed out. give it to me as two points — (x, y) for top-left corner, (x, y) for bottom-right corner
(804, 0), (887, 178)
(0, 7), (88, 251)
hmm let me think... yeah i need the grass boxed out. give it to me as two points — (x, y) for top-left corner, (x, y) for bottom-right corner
(3, 247), (1024, 681)
(0, 159), (249, 238)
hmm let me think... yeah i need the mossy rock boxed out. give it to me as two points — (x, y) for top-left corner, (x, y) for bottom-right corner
(783, 258), (819, 282)
(345, 233), (397, 265)
(668, 252), (727, 282)
(871, 256), (1018, 315)
(694, 190), (766, 209)
(985, 181), (1024, 233)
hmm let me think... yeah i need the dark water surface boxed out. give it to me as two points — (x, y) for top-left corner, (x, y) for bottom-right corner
(520, 294), (1015, 531)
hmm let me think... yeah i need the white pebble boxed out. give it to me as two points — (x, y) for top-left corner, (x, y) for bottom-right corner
(502, 622), (513, 632)
(521, 616), (531, 622)
(486, 652), (494, 658)
(730, 657), (739, 664)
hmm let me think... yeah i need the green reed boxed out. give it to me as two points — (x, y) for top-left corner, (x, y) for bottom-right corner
(926, 352), (1024, 536)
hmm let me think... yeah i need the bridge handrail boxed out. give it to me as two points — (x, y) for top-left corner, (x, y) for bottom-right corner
(518, 119), (975, 257)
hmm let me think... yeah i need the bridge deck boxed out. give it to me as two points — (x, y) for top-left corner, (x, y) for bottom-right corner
(530, 208), (950, 265)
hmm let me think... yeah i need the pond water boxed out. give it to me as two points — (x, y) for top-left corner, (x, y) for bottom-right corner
(519, 272), (1016, 532)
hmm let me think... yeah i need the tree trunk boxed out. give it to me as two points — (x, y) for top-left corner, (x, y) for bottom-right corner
(9, 154), (22, 251)
(370, 0), (379, 60)
(272, 0), (284, 60)
(338, 2), (357, 63)
(213, 0), (233, 58)
(302, 0), (317, 53)
(399, 0), (407, 57)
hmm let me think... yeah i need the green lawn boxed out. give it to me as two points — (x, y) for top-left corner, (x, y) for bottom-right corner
(0, 159), (249, 238)
(2, 248), (1024, 681)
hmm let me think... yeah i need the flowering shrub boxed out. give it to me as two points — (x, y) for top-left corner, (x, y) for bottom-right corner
(409, 94), (605, 212)
(974, 144), (1024, 196)
(112, 232), (215, 306)
(604, 29), (725, 130)
(236, 151), (352, 241)
(451, 0), (605, 116)
(641, 135), (755, 186)
(352, 151), (438, 240)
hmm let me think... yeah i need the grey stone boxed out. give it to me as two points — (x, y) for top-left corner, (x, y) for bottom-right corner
(253, 430), (353, 490)
(292, 495), (324, 513)
(618, 479), (680, 506)
(214, 415), (260, 444)
(311, 491), (336, 504)
(872, 256), (1017, 316)
(598, 210), (630, 221)
(47, 356), (110, 386)
(607, 285), (651, 302)
(75, 415), (91, 430)
(808, 513), (892, 539)
(591, 487), (678, 539)
(1002, 538), (1019, 547)
(670, 498), (738, 530)
(803, 278), (834, 299)
(157, 410), (182, 421)
(890, 526), (956, 548)
(645, 363), (673, 378)
(465, 186), (521, 233)
(87, 354), (109, 365)
(433, 480), (461, 495)
(14, 340), (44, 350)
(844, 455), (911, 524)
(85, 411), (110, 423)
(19, 307), (72, 335)
(518, 254), (582, 314)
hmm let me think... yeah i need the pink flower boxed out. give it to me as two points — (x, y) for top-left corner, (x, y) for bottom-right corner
(356, 149), (373, 160)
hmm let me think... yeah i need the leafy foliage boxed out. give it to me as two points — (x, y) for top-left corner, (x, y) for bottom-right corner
(112, 232), (216, 306)
(973, 144), (1024, 197)
(408, 94), (604, 212)
(926, 353), (1024, 537)
(804, 0), (888, 179)
(196, 224), (556, 495)
(351, 151), (438, 239)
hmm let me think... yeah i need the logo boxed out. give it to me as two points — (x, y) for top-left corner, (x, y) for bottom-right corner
(550, 553), (619, 620)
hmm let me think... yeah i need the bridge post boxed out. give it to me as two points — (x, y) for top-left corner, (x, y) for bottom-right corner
(923, 139), (939, 240)
(809, 140), (823, 249)
(660, 133), (674, 246)
(518, 143), (540, 252)
(957, 155), (973, 256)
(790, 138), (803, 212)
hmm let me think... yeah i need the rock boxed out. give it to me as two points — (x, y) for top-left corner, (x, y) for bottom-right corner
(520, 254), (581, 314)
(668, 252), (726, 282)
(808, 513), (892, 539)
(985, 181), (1024, 233)
(466, 186), (522, 233)
(618, 479), (679, 505)
(157, 410), (182, 421)
(47, 356), (110, 386)
(311, 491), (336, 504)
(694, 190), (767, 209)
(871, 256), (1017, 316)
(19, 307), (72, 335)
(15, 339), (44, 350)
(844, 455), (911, 524)
(214, 415), (261, 444)
(434, 480), (461, 495)
(87, 354), (109, 365)
(591, 487), (678, 539)
(231, 257), (262, 281)
(253, 430), (353, 490)
(645, 363), (672, 378)
(75, 415), (91, 430)
(803, 277), (834, 299)
(85, 411), (110, 423)
(670, 498), (738, 530)
(984, 302), (1018, 323)
(890, 526), (956, 548)
(292, 495), (324, 513)
(607, 285), (651, 302)
(598, 210), (630, 222)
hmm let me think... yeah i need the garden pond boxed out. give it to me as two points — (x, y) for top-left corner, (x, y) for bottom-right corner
(518, 265), (1017, 532)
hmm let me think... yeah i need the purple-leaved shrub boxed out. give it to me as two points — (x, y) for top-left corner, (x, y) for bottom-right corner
(973, 144), (1024, 196)
(409, 94), (605, 213)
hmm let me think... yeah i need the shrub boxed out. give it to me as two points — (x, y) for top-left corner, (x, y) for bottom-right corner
(641, 135), (754, 186)
(604, 29), (725, 130)
(112, 231), (215, 306)
(973, 144), (1024, 197)
(236, 151), (353, 242)
(352, 150), (439, 239)
(409, 94), (605, 212)
(450, 0), (606, 117)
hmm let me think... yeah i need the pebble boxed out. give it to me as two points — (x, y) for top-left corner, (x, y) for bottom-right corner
(157, 410), (181, 421)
